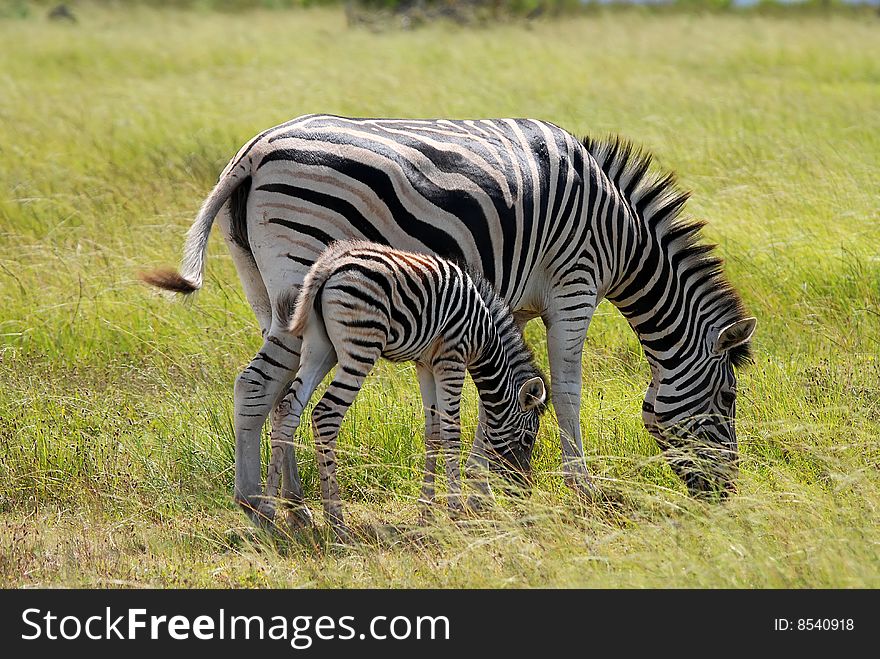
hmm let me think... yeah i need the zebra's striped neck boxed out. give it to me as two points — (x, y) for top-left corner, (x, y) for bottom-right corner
(583, 137), (753, 373)
(468, 274), (545, 412)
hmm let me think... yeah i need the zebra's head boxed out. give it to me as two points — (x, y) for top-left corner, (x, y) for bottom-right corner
(643, 317), (757, 499)
(485, 375), (548, 493)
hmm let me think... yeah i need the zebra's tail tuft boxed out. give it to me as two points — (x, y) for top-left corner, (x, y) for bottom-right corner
(147, 158), (253, 297)
(139, 268), (199, 294)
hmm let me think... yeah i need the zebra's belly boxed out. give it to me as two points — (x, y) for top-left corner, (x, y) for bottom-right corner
(382, 334), (438, 364)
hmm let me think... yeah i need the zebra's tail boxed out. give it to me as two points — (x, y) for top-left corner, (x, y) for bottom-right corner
(140, 159), (251, 295)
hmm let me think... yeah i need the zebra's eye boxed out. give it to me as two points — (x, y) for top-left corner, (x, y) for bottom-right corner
(720, 391), (736, 408)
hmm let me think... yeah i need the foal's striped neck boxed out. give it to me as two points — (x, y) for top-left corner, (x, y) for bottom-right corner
(467, 273), (544, 409)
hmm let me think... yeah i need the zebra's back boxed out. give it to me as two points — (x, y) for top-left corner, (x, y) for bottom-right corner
(289, 240), (482, 366)
(239, 114), (592, 309)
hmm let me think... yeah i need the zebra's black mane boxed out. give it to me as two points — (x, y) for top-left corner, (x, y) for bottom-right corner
(582, 135), (753, 368)
(470, 272), (549, 410)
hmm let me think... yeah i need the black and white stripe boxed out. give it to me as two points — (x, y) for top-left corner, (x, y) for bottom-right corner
(144, 114), (755, 511)
(583, 138), (756, 497)
(260, 241), (546, 538)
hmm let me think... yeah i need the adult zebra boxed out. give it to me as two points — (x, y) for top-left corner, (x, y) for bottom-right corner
(144, 114), (756, 515)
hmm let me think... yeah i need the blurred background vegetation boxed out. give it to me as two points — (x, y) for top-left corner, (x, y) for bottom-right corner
(4, 0), (879, 23)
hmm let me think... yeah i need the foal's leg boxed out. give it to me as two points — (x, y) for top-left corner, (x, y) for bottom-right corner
(266, 394), (313, 530)
(415, 363), (441, 523)
(280, 424), (313, 530)
(310, 340), (383, 543)
(264, 325), (337, 530)
(464, 404), (492, 510)
(433, 358), (467, 518)
(465, 310), (536, 510)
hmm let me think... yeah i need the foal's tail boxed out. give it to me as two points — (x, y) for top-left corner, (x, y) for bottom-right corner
(287, 261), (332, 338)
(287, 240), (358, 336)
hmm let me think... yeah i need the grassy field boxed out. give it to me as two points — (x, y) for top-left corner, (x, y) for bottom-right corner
(1, 5), (878, 587)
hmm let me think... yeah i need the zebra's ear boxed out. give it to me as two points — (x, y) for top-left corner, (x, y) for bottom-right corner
(712, 317), (757, 354)
(518, 377), (547, 411)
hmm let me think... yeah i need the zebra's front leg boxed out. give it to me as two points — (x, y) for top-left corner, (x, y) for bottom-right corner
(416, 363), (441, 523)
(465, 309), (535, 510)
(545, 301), (599, 499)
(435, 363), (466, 518)
(464, 406), (493, 512)
(233, 331), (299, 524)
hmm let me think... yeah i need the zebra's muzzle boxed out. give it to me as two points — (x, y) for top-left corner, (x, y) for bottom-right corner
(489, 452), (532, 497)
(657, 422), (739, 501)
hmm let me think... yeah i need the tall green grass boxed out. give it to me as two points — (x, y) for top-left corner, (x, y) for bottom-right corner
(1, 6), (878, 587)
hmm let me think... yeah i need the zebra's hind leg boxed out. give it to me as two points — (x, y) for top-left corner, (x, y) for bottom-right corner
(281, 430), (313, 530)
(233, 331), (299, 525)
(264, 394), (313, 532)
(415, 363), (441, 524)
(264, 325), (338, 533)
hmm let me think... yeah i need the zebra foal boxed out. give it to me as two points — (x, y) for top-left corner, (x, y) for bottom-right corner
(261, 241), (546, 539)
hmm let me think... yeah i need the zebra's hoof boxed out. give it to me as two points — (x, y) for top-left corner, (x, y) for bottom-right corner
(447, 503), (466, 521)
(464, 494), (488, 513)
(332, 524), (354, 545)
(237, 495), (277, 527)
(564, 475), (600, 502)
(285, 506), (314, 531)
(255, 501), (278, 527)
(417, 507), (435, 527)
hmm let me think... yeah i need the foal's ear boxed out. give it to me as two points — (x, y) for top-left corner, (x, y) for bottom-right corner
(712, 317), (757, 354)
(518, 377), (547, 411)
